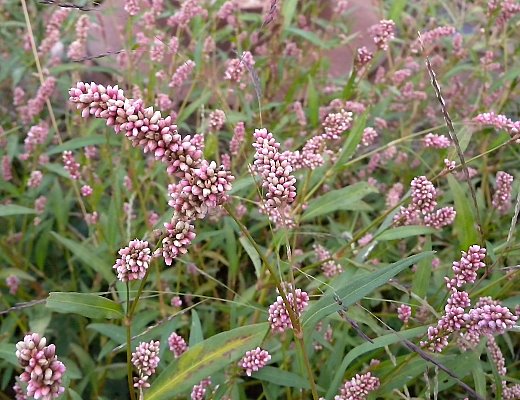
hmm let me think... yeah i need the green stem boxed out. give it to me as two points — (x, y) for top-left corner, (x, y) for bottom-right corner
(225, 205), (319, 399)
(126, 282), (137, 400)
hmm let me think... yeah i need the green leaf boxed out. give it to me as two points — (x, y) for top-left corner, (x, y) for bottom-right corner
(46, 135), (118, 155)
(389, 0), (407, 22)
(325, 326), (427, 399)
(239, 236), (262, 277)
(447, 175), (478, 249)
(412, 236), (432, 299)
(303, 252), (434, 331)
(334, 113), (367, 171)
(376, 226), (438, 241)
(146, 323), (268, 400)
(254, 366), (310, 389)
(88, 323), (126, 343)
(46, 292), (124, 319)
(0, 343), (18, 366)
(0, 204), (36, 217)
(229, 176), (254, 195)
(0, 267), (36, 281)
(285, 27), (329, 48)
(189, 310), (204, 346)
(302, 182), (377, 221)
(341, 68), (358, 100)
(51, 232), (114, 282)
(306, 76), (319, 126)
(177, 91), (211, 123)
(282, 0), (298, 29)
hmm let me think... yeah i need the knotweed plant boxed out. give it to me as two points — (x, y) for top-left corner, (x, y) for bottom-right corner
(0, 1), (519, 399)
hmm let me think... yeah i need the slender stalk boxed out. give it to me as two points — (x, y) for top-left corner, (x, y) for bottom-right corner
(125, 282), (137, 400)
(225, 205), (319, 399)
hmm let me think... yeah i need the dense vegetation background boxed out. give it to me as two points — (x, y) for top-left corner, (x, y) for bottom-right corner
(1, 0), (519, 399)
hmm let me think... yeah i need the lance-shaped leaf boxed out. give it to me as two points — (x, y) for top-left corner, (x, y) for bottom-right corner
(302, 182), (377, 221)
(46, 292), (123, 320)
(0, 204), (36, 217)
(325, 327), (427, 399)
(146, 323), (268, 400)
(302, 252), (434, 333)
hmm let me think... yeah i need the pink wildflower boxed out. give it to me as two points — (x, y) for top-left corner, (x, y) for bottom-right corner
(208, 109), (226, 131)
(424, 207), (456, 229)
(15, 333), (66, 400)
(492, 171), (514, 214)
(158, 216), (196, 265)
(168, 332), (188, 358)
(239, 347), (271, 376)
(368, 19), (395, 51)
(386, 182), (403, 208)
(268, 286), (309, 333)
(169, 60), (196, 88)
(398, 304), (412, 324)
(81, 185), (93, 197)
(38, 9), (70, 55)
(23, 122), (49, 157)
(423, 133), (451, 148)
(113, 239), (152, 282)
(224, 51), (255, 84)
(230, 122), (245, 156)
(28, 170), (43, 189)
(322, 109), (353, 140)
(67, 15), (90, 59)
(335, 372), (380, 400)
(360, 127), (378, 147)
(411, 26), (456, 53)
(357, 234), (373, 247)
(6, 275), (20, 295)
(124, 0), (140, 15)
(293, 101), (307, 127)
(167, 0), (208, 28)
(85, 211), (99, 225)
(314, 244), (343, 278)
(131, 340), (160, 388)
(191, 377), (211, 400)
(26, 77), (56, 120)
(486, 335), (506, 376)
(62, 151), (81, 180)
(170, 296), (182, 307)
(446, 245), (486, 290)
(252, 128), (297, 209)
(410, 176), (437, 214)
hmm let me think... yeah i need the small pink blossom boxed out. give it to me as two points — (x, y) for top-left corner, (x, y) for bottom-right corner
(113, 239), (151, 282)
(446, 245), (486, 290)
(322, 109), (353, 140)
(81, 185), (93, 197)
(492, 171), (514, 214)
(239, 347), (271, 376)
(27, 170), (43, 189)
(171, 296), (182, 307)
(62, 151), (81, 180)
(368, 19), (395, 51)
(410, 176), (437, 214)
(6, 275), (20, 295)
(423, 133), (451, 148)
(335, 372), (380, 400)
(230, 122), (245, 156)
(398, 304), (411, 324)
(268, 286), (309, 333)
(132, 340), (160, 388)
(168, 332), (188, 358)
(208, 109), (226, 131)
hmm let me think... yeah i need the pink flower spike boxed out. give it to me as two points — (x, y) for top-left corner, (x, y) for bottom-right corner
(113, 239), (151, 282)
(239, 347), (271, 376)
